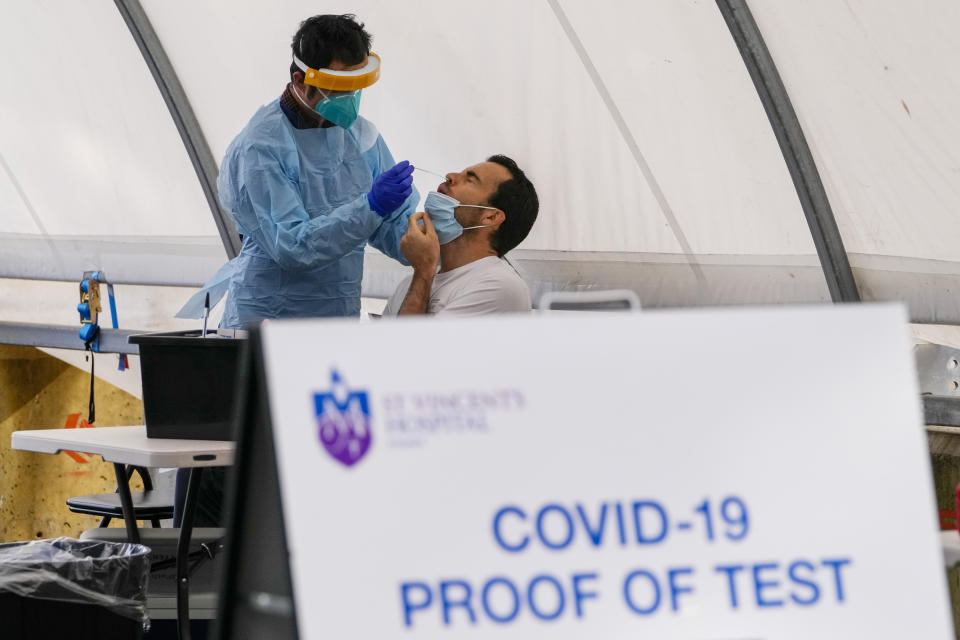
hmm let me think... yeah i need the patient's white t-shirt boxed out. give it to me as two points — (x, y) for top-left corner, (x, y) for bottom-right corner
(383, 256), (531, 317)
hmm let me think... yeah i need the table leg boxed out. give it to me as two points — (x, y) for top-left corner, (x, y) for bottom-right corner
(177, 467), (204, 640)
(112, 463), (140, 544)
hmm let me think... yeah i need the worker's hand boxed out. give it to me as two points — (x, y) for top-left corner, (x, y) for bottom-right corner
(368, 160), (414, 216)
(401, 212), (440, 274)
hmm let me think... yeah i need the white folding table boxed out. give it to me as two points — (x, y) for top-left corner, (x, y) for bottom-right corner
(11, 425), (233, 467)
(11, 425), (234, 639)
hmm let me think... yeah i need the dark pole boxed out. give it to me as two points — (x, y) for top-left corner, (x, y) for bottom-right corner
(114, 0), (241, 259)
(716, 0), (860, 302)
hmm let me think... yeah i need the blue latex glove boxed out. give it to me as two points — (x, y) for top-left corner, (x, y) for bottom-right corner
(368, 160), (415, 216)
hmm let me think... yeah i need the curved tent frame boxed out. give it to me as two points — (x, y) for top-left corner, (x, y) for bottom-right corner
(114, 0), (240, 259)
(716, 0), (858, 303)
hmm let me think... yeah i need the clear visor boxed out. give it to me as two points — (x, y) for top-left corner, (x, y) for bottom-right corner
(316, 87), (359, 100)
(292, 53), (381, 91)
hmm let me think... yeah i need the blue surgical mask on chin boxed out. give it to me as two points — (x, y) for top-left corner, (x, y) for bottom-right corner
(423, 191), (498, 245)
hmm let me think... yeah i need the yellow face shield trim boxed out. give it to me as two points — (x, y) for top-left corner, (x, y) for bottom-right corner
(292, 52), (381, 92)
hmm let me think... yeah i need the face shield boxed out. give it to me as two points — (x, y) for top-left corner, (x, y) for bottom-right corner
(291, 52), (381, 129)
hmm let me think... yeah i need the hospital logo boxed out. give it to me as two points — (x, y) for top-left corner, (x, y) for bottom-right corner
(313, 369), (372, 467)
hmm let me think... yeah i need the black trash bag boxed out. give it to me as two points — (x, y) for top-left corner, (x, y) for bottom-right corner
(0, 537), (150, 629)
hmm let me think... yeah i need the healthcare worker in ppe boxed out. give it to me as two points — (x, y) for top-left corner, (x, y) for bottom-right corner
(179, 14), (417, 328)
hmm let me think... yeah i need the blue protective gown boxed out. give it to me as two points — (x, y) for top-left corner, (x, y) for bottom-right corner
(212, 100), (416, 328)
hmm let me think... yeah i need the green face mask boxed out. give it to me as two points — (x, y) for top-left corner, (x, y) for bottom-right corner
(313, 89), (362, 129)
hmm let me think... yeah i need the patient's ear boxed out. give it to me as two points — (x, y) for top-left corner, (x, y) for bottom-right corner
(487, 209), (506, 229)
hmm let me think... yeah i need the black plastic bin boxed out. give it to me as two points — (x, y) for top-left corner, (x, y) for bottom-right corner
(0, 537), (150, 640)
(129, 330), (245, 440)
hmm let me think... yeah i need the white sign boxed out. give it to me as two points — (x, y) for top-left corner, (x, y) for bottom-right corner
(260, 305), (952, 639)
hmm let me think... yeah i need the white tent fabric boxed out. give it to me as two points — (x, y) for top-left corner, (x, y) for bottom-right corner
(2, 1), (959, 321)
(0, 2), (225, 285)
(750, 0), (960, 322)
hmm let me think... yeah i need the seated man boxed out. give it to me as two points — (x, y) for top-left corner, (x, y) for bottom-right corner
(382, 155), (539, 316)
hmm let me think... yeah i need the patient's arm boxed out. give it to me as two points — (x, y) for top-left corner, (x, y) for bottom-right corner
(398, 271), (434, 315)
(398, 212), (440, 315)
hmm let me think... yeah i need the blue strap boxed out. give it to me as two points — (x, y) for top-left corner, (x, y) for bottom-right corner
(84, 271), (127, 371)
(105, 282), (128, 371)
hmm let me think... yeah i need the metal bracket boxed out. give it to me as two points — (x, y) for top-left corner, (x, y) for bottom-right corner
(916, 344), (960, 397)
(916, 344), (960, 426)
(924, 397), (960, 428)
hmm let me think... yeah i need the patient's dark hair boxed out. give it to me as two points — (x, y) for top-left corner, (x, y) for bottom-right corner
(289, 14), (372, 94)
(485, 155), (539, 257)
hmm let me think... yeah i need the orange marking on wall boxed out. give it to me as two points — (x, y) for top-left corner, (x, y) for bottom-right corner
(64, 451), (88, 464)
(62, 413), (93, 463)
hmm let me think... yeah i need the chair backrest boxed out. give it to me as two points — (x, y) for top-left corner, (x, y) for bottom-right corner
(126, 465), (153, 491)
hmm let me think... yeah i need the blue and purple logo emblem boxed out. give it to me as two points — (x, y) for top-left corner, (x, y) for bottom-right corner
(313, 369), (372, 467)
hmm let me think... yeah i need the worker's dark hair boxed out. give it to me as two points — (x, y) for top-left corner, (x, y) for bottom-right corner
(485, 155), (539, 257)
(289, 14), (372, 90)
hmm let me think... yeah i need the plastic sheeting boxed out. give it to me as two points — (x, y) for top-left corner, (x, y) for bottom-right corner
(0, 537), (150, 627)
